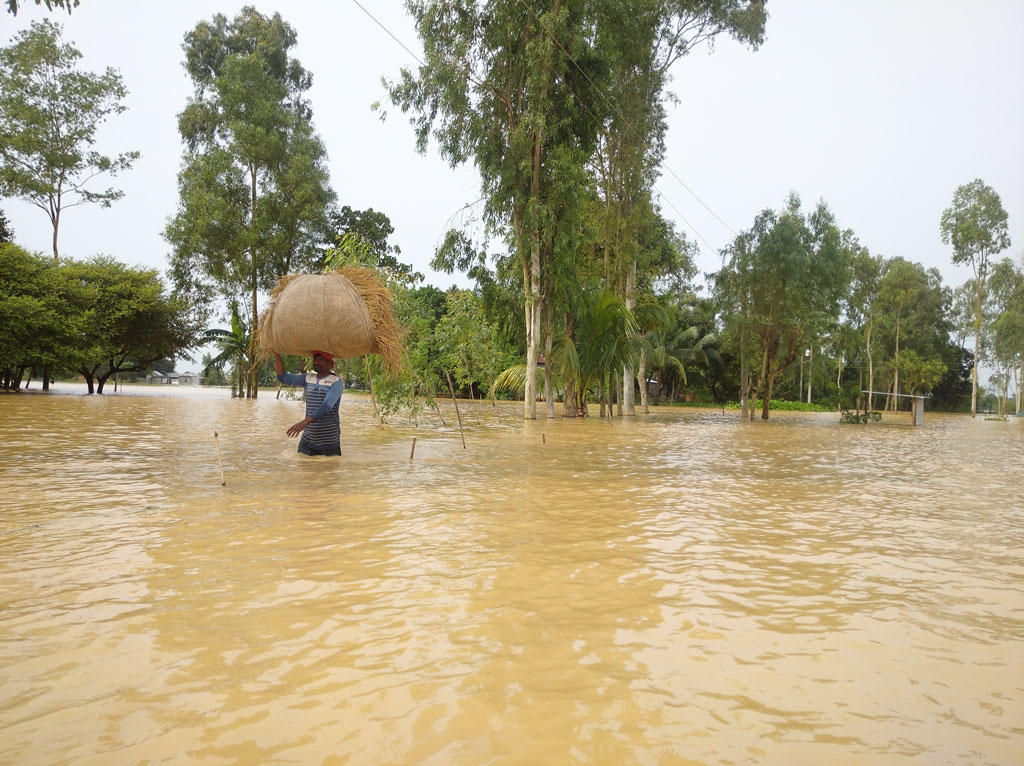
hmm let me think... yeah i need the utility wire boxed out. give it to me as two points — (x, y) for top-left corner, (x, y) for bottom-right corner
(350, 0), (425, 67)
(352, 0), (730, 257)
(517, 0), (739, 241)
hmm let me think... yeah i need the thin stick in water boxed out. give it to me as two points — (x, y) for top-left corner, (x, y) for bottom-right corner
(410, 437), (417, 461)
(214, 431), (226, 486)
(433, 400), (447, 427)
(445, 371), (467, 449)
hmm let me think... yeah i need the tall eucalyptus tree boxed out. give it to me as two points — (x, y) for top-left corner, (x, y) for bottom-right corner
(875, 258), (950, 408)
(165, 7), (335, 398)
(846, 239), (882, 408)
(940, 179), (1011, 416)
(389, 0), (604, 419)
(986, 257), (1024, 416)
(590, 0), (766, 414)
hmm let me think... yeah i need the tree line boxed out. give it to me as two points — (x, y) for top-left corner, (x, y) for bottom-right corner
(0, 242), (202, 392)
(1, 4), (1018, 417)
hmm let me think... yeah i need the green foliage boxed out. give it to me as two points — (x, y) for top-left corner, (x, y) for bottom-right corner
(645, 295), (722, 404)
(723, 399), (833, 413)
(0, 243), (83, 379)
(200, 302), (249, 397)
(940, 178), (1011, 416)
(5, 0), (78, 15)
(0, 209), (13, 243)
(358, 285), (517, 423)
(0, 246), (203, 392)
(893, 349), (945, 395)
(0, 19), (138, 259)
(326, 207), (421, 283)
(940, 179), (1011, 276)
(547, 284), (644, 416)
(985, 257), (1024, 416)
(62, 256), (205, 393)
(714, 193), (849, 419)
(434, 290), (507, 397)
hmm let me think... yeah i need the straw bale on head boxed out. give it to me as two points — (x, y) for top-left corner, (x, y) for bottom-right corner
(256, 267), (403, 373)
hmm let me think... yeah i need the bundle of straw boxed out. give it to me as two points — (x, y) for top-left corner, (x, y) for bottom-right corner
(256, 267), (403, 372)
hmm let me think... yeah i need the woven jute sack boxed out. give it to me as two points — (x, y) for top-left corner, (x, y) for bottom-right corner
(256, 267), (403, 372)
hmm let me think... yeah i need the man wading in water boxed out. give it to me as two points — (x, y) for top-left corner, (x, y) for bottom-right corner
(274, 351), (343, 457)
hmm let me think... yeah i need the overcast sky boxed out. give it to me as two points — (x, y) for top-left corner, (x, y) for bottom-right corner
(3, 1), (1022, 363)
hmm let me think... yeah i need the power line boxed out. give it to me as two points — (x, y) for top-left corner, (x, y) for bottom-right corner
(352, 0), (731, 258)
(350, 0), (424, 67)
(516, 0), (738, 242)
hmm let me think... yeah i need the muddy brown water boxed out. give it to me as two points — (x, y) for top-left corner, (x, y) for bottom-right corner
(1, 384), (1022, 765)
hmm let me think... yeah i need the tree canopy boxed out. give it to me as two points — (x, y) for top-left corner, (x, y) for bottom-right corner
(0, 19), (138, 260)
(1, 245), (203, 392)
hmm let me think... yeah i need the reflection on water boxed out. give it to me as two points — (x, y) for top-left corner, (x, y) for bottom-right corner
(1, 384), (1022, 765)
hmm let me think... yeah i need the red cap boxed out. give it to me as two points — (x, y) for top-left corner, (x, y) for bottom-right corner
(311, 350), (334, 362)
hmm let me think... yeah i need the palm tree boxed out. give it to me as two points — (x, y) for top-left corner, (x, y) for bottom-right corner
(490, 285), (659, 417)
(648, 322), (721, 404)
(201, 302), (249, 398)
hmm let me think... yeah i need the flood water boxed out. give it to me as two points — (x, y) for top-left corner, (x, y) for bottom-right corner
(1, 384), (1022, 765)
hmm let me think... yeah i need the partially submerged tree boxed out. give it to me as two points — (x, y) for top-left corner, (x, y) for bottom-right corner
(0, 20), (138, 260)
(0, 242), (82, 389)
(0, 248), (202, 392)
(63, 257), (204, 393)
(986, 257), (1024, 416)
(940, 179), (1011, 417)
(715, 194), (848, 419)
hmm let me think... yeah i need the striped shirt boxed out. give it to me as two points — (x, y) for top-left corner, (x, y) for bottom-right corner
(277, 371), (343, 451)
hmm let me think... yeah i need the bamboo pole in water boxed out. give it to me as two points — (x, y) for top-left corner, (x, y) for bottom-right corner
(410, 437), (417, 461)
(364, 356), (382, 429)
(445, 371), (466, 449)
(213, 431), (226, 486)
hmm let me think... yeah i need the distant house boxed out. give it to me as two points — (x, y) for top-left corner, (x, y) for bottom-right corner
(138, 370), (204, 385)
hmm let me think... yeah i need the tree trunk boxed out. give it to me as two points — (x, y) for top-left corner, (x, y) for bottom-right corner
(750, 341), (770, 421)
(248, 165), (260, 400)
(866, 318), (874, 411)
(739, 324), (749, 419)
(51, 202), (61, 261)
(544, 294), (554, 418)
(971, 278), (982, 417)
(523, 274), (539, 420)
(562, 311), (577, 417)
(638, 348), (649, 414)
(623, 261), (636, 415)
(761, 368), (778, 420)
(893, 314), (902, 402)
(1015, 362), (1023, 415)
(806, 344), (813, 404)
(522, 140), (541, 421)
